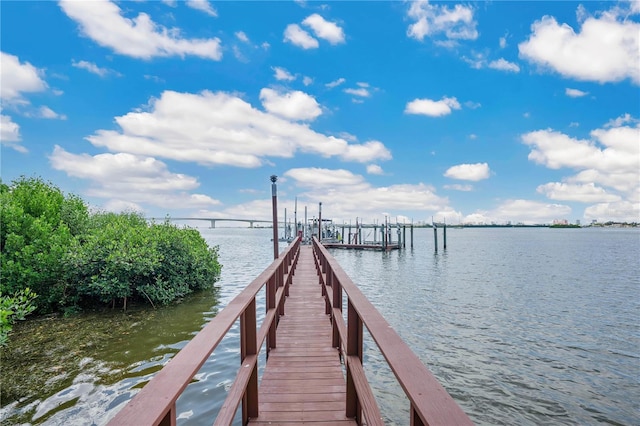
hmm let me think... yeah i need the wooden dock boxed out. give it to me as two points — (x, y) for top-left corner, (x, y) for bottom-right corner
(250, 245), (355, 424)
(107, 236), (472, 426)
(322, 242), (400, 251)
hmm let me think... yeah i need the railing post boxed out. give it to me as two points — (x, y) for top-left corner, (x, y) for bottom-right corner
(278, 262), (285, 316)
(266, 275), (276, 355)
(158, 404), (176, 426)
(346, 299), (363, 422)
(240, 298), (258, 424)
(410, 405), (426, 426)
(332, 270), (342, 348)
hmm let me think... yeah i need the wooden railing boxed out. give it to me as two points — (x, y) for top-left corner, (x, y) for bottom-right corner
(107, 236), (301, 426)
(312, 237), (473, 426)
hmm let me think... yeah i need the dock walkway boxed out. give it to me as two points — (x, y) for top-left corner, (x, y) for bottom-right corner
(250, 245), (356, 425)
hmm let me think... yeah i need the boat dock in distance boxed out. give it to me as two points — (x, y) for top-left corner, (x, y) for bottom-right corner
(304, 217), (445, 251)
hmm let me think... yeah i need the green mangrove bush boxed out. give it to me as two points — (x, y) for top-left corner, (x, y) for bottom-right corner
(1, 177), (221, 318)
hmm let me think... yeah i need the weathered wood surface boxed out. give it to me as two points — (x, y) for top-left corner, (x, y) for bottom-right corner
(249, 245), (356, 425)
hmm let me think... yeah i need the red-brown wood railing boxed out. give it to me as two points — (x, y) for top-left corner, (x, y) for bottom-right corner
(107, 236), (301, 426)
(312, 237), (473, 426)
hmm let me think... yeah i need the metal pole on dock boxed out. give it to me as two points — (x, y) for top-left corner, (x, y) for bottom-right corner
(294, 197), (298, 237)
(318, 202), (322, 241)
(304, 206), (307, 243)
(270, 175), (279, 259)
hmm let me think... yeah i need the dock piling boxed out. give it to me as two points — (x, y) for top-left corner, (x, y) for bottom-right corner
(433, 219), (438, 253)
(443, 220), (447, 250)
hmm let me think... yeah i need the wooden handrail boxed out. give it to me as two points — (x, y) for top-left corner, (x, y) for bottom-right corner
(107, 236), (301, 426)
(312, 237), (473, 426)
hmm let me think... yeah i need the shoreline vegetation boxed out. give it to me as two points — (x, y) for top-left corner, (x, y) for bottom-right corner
(0, 176), (222, 347)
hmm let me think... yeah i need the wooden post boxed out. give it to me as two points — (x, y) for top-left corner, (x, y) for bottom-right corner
(346, 300), (363, 420)
(433, 222), (438, 253)
(403, 225), (406, 248)
(271, 175), (279, 259)
(241, 298), (258, 424)
(266, 275), (276, 355)
(410, 223), (414, 249)
(443, 220), (447, 250)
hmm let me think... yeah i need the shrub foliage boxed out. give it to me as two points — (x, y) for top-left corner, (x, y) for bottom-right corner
(1, 177), (221, 319)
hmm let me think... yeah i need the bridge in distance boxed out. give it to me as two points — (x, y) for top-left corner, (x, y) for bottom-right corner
(148, 217), (275, 228)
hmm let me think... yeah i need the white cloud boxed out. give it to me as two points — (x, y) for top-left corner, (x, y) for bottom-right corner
(284, 167), (449, 221)
(59, 0), (222, 60)
(444, 184), (473, 191)
(472, 199), (572, 225)
(518, 6), (640, 84)
(302, 76), (313, 86)
(38, 106), (67, 120)
(405, 96), (461, 117)
(366, 164), (384, 175)
(326, 77), (346, 88)
(185, 0), (217, 17)
(283, 24), (319, 49)
(499, 35), (507, 48)
(49, 145), (221, 211)
(464, 101), (481, 109)
(286, 168), (365, 188)
(488, 58), (520, 73)
(444, 162), (490, 181)
(344, 87), (370, 97)
(0, 52), (47, 102)
(565, 88), (589, 97)
(536, 182), (621, 202)
(605, 113), (638, 128)
(523, 119), (639, 217)
(522, 127), (639, 174)
(584, 201), (640, 223)
(259, 88), (321, 121)
(83, 89), (392, 167)
(72, 59), (120, 77)
(302, 14), (345, 44)
(235, 31), (249, 43)
(273, 66), (296, 81)
(1, 113), (22, 146)
(406, 1), (478, 43)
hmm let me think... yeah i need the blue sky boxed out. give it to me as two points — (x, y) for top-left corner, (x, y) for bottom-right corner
(1, 1), (638, 225)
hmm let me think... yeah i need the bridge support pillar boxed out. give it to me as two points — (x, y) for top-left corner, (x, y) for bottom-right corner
(249, 221), (254, 228)
(210, 220), (216, 229)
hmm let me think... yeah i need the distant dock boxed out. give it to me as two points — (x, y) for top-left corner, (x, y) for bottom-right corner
(322, 242), (401, 251)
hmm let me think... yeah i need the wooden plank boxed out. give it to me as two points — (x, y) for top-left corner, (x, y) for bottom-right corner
(249, 245), (356, 425)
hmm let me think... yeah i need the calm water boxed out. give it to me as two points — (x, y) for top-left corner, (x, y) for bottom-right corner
(1, 227), (638, 425)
